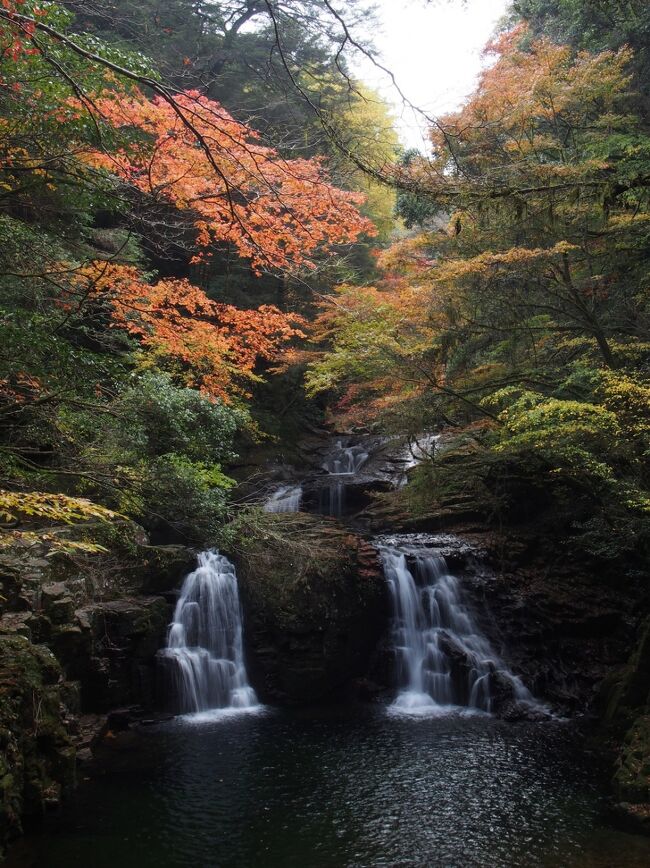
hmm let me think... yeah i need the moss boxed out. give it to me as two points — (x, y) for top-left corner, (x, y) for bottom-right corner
(614, 715), (650, 802)
(229, 512), (388, 703)
(0, 634), (75, 859)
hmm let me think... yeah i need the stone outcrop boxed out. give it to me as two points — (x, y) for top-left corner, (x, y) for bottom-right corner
(233, 513), (388, 703)
(0, 634), (76, 860)
(600, 618), (650, 833)
(0, 524), (195, 857)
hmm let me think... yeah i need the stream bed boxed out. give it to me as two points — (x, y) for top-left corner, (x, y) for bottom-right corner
(6, 707), (650, 868)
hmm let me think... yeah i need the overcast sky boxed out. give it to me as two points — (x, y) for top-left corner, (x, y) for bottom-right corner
(354, 0), (512, 150)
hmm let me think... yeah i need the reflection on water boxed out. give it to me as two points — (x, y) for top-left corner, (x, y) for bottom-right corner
(7, 708), (650, 868)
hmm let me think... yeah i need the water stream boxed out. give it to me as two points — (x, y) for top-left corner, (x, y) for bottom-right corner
(157, 551), (258, 716)
(263, 484), (302, 514)
(319, 439), (369, 517)
(380, 541), (543, 716)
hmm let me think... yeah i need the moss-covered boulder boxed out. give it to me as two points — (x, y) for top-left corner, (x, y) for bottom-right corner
(232, 513), (388, 704)
(0, 634), (76, 860)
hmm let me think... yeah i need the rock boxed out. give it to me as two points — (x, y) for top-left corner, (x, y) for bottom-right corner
(0, 634), (76, 860)
(607, 800), (650, 837)
(47, 596), (76, 625)
(74, 597), (171, 711)
(233, 514), (389, 704)
(123, 545), (197, 595)
(0, 612), (36, 640)
(613, 715), (650, 804)
(107, 709), (132, 732)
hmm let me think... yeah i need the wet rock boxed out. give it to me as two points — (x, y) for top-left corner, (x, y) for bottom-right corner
(0, 634), (76, 860)
(75, 597), (170, 711)
(234, 514), (389, 704)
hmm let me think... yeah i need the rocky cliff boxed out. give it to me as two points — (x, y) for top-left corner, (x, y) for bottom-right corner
(0, 523), (195, 858)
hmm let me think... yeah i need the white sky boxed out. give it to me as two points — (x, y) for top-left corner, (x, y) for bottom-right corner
(354, 0), (512, 150)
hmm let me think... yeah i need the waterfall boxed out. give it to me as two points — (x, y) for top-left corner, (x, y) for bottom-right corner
(380, 543), (540, 716)
(264, 484), (302, 514)
(159, 551), (258, 716)
(320, 439), (369, 517)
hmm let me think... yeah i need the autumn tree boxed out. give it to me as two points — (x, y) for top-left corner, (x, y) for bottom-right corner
(309, 26), (650, 557)
(0, 0), (376, 540)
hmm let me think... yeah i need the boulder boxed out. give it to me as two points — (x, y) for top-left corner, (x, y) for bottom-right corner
(233, 514), (389, 704)
(74, 597), (170, 711)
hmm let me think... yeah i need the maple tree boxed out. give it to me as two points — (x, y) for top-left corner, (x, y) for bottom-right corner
(67, 262), (306, 400)
(81, 89), (374, 273)
(0, 0), (379, 540)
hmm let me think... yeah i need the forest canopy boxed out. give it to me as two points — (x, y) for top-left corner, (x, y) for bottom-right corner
(1, 0), (649, 565)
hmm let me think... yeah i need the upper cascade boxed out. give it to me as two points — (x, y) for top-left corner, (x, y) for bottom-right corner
(320, 438), (369, 517)
(159, 550), (258, 716)
(321, 439), (370, 476)
(264, 484), (303, 514)
(379, 539), (546, 717)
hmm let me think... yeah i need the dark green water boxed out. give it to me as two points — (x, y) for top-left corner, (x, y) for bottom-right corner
(6, 706), (650, 868)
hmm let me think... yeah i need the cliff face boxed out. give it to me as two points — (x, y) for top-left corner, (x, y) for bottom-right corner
(0, 526), (196, 858)
(233, 514), (388, 704)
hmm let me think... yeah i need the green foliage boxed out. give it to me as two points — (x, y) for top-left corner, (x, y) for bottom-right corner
(107, 372), (246, 465)
(53, 372), (244, 540)
(512, 0), (650, 91)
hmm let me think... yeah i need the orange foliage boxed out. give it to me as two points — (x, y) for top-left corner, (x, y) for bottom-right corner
(72, 263), (306, 400)
(80, 90), (375, 273)
(0, 1), (35, 63)
(430, 25), (632, 180)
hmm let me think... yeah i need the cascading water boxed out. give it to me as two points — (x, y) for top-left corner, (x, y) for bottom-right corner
(159, 550), (258, 715)
(264, 484), (302, 514)
(320, 439), (369, 517)
(380, 542), (541, 716)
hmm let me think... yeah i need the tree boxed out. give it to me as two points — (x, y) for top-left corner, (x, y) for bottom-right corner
(0, 1), (378, 541)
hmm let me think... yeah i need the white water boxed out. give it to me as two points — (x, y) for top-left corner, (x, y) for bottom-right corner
(381, 545), (540, 717)
(320, 439), (369, 516)
(264, 484), (302, 514)
(159, 551), (258, 715)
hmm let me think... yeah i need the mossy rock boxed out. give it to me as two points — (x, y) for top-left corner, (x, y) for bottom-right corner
(232, 513), (388, 704)
(0, 634), (75, 859)
(614, 715), (650, 803)
(603, 617), (650, 725)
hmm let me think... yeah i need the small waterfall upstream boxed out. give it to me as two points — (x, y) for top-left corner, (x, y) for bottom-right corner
(320, 439), (369, 517)
(264, 484), (302, 514)
(380, 543), (541, 716)
(159, 551), (258, 716)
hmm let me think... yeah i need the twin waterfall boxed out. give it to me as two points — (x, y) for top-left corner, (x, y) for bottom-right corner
(381, 543), (538, 715)
(159, 551), (258, 716)
(160, 436), (540, 720)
